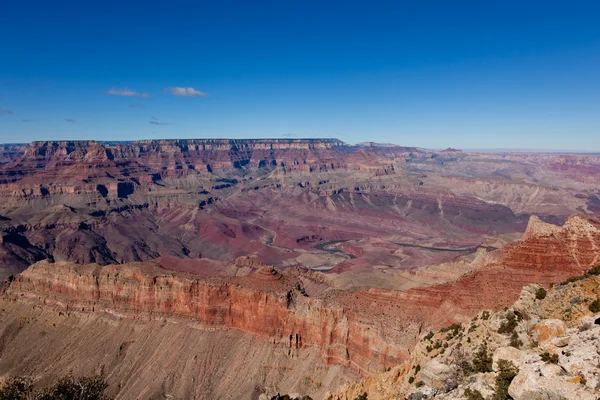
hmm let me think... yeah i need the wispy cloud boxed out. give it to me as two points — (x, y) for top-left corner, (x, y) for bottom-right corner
(106, 88), (151, 98)
(165, 87), (208, 97)
(0, 108), (13, 115)
(129, 103), (145, 108)
(149, 120), (168, 125)
(22, 119), (34, 122)
(64, 118), (76, 123)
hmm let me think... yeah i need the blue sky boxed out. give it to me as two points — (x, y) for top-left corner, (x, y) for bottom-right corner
(1, 1), (600, 150)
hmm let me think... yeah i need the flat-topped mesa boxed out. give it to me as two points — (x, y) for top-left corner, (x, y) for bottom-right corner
(0, 138), (414, 192)
(130, 138), (347, 151)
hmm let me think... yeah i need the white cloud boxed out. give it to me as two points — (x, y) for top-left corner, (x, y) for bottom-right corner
(64, 118), (76, 123)
(106, 88), (151, 98)
(0, 108), (13, 115)
(149, 120), (168, 125)
(165, 87), (208, 97)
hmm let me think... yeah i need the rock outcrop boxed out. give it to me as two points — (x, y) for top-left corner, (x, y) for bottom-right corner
(5, 260), (410, 375)
(331, 270), (600, 400)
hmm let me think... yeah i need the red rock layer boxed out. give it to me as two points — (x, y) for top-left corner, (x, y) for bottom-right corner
(5, 215), (600, 376)
(6, 261), (409, 375)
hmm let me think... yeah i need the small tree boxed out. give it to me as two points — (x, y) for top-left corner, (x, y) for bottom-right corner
(472, 342), (493, 373)
(492, 360), (518, 400)
(464, 388), (485, 400)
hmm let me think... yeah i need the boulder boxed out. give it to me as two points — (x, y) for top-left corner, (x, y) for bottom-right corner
(509, 364), (596, 400)
(513, 284), (541, 320)
(550, 335), (569, 347)
(539, 363), (563, 379)
(492, 347), (523, 372)
(419, 359), (454, 390)
(578, 315), (595, 331)
(529, 319), (566, 343)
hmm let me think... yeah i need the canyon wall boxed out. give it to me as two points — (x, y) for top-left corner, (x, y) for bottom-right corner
(5, 214), (600, 377)
(5, 261), (409, 375)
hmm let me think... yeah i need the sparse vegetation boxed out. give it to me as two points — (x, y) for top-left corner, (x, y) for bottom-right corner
(509, 331), (523, 348)
(492, 360), (518, 400)
(498, 311), (519, 335)
(440, 323), (462, 336)
(481, 311), (490, 320)
(472, 342), (493, 373)
(560, 265), (600, 285)
(535, 287), (547, 300)
(0, 377), (33, 400)
(540, 352), (559, 364)
(588, 299), (600, 313)
(354, 393), (368, 400)
(0, 374), (111, 400)
(408, 376), (415, 384)
(464, 388), (485, 400)
(424, 331), (434, 341)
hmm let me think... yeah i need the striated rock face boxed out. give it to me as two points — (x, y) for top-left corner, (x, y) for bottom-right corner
(4, 214), (600, 379)
(2, 138), (600, 283)
(331, 275), (600, 400)
(5, 260), (409, 375)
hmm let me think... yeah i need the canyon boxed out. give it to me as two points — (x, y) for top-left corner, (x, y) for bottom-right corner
(1, 213), (600, 398)
(1, 139), (600, 398)
(0, 139), (599, 285)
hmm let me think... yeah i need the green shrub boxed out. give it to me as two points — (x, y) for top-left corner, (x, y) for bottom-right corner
(460, 360), (474, 376)
(36, 375), (111, 400)
(464, 388), (485, 400)
(472, 342), (493, 373)
(498, 312), (518, 335)
(270, 395), (291, 400)
(354, 393), (368, 400)
(509, 331), (523, 348)
(586, 265), (600, 276)
(424, 331), (434, 341)
(588, 299), (600, 313)
(0, 377), (33, 400)
(561, 265), (600, 285)
(535, 287), (547, 300)
(481, 311), (490, 320)
(0, 374), (111, 400)
(492, 360), (518, 400)
(440, 323), (462, 339)
(540, 352), (559, 364)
